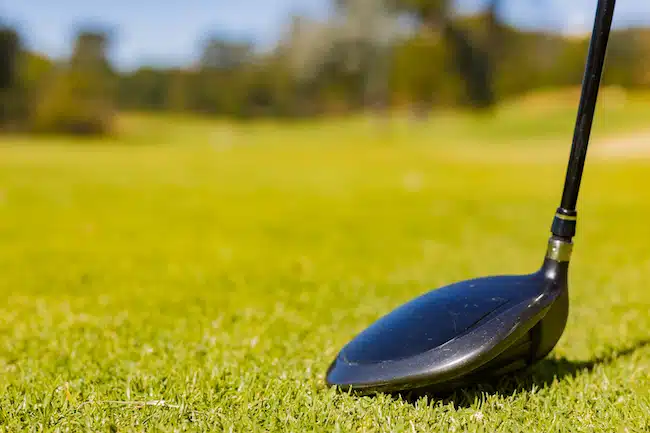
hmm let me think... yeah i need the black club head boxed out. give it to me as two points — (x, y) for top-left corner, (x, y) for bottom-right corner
(326, 238), (571, 395)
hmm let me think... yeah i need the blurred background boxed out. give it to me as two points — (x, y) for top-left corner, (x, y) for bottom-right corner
(1, 0), (650, 134)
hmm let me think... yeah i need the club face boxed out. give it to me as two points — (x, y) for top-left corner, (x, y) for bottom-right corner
(326, 259), (568, 395)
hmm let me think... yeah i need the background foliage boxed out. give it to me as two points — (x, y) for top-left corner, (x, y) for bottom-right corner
(1, 1), (650, 134)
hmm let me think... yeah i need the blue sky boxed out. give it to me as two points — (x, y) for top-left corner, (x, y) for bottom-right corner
(2, 0), (650, 70)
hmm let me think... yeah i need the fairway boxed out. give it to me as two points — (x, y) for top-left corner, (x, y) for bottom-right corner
(1, 95), (649, 431)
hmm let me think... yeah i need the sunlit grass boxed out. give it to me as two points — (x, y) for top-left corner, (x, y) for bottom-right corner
(0, 91), (649, 432)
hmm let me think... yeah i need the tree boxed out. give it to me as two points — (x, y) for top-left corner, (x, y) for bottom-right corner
(32, 27), (116, 135)
(0, 26), (24, 126)
(194, 36), (255, 116)
(0, 26), (19, 90)
(118, 67), (170, 110)
(334, 0), (399, 110)
(391, 32), (461, 113)
(393, 0), (502, 109)
(166, 68), (192, 112)
(200, 38), (252, 70)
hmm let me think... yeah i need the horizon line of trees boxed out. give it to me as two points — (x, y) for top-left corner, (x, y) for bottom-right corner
(2, 0), (650, 136)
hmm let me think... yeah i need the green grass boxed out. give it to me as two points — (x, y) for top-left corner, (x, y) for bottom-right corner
(1, 91), (650, 432)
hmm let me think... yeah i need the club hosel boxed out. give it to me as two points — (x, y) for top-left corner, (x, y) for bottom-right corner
(551, 207), (577, 240)
(545, 235), (573, 262)
(543, 237), (572, 285)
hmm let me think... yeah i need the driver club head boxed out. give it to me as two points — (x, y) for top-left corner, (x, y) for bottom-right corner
(325, 0), (616, 396)
(326, 238), (571, 395)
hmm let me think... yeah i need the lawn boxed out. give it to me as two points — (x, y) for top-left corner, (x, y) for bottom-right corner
(0, 90), (649, 432)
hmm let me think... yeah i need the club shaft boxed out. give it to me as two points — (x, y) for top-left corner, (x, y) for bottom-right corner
(559, 0), (616, 212)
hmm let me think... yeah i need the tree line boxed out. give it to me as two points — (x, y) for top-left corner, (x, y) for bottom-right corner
(2, 0), (650, 135)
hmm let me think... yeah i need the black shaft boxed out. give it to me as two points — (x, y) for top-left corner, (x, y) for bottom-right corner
(560, 0), (616, 212)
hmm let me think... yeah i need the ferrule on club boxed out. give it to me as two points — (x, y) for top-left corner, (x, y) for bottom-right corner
(551, 208), (577, 240)
(545, 237), (573, 263)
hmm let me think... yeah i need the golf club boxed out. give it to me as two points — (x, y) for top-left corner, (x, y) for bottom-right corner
(326, 0), (617, 395)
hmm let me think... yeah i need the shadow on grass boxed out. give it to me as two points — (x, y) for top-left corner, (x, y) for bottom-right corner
(392, 339), (650, 408)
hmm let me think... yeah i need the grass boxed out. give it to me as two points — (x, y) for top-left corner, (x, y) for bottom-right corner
(0, 89), (649, 432)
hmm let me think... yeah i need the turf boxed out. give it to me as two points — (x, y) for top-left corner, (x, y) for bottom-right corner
(0, 91), (649, 432)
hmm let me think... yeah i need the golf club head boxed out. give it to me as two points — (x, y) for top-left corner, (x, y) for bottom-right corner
(326, 0), (617, 396)
(326, 238), (571, 395)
